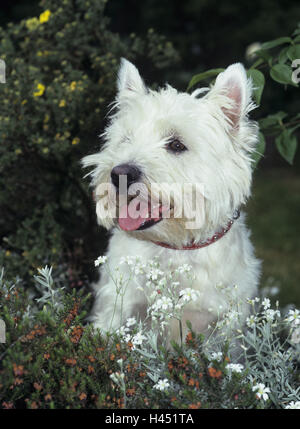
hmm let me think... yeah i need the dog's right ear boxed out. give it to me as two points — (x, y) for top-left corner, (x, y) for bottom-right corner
(208, 63), (253, 132)
(117, 58), (147, 98)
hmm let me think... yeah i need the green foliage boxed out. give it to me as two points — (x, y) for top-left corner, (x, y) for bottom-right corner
(188, 23), (300, 166)
(0, 0), (179, 283)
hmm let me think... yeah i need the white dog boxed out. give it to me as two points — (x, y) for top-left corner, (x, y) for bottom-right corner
(82, 58), (261, 342)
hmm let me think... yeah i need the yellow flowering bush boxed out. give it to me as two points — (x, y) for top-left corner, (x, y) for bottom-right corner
(0, 0), (179, 284)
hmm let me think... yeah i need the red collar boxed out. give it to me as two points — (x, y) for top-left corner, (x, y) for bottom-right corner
(153, 210), (240, 250)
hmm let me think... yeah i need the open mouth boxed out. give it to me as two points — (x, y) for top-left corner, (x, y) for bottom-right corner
(118, 198), (169, 232)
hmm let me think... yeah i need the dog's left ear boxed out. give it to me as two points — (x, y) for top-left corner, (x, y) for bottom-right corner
(211, 63), (252, 130)
(117, 58), (147, 98)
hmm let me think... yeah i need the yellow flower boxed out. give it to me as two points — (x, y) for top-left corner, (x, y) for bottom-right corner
(5, 250), (11, 257)
(44, 114), (50, 123)
(72, 137), (80, 145)
(33, 83), (45, 97)
(15, 149), (22, 155)
(25, 17), (39, 31)
(59, 99), (66, 107)
(39, 10), (51, 24)
(69, 81), (77, 91)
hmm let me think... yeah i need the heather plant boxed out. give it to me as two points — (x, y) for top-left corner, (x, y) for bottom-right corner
(0, 260), (299, 409)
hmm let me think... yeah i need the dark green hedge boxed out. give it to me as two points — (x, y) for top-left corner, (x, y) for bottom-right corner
(0, 0), (179, 285)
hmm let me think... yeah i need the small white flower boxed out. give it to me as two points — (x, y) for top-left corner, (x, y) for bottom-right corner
(285, 401), (300, 409)
(177, 264), (192, 274)
(146, 268), (163, 281)
(131, 331), (146, 346)
(264, 308), (280, 322)
(124, 334), (132, 343)
(180, 288), (200, 302)
(246, 314), (258, 328)
(209, 352), (223, 362)
(152, 296), (173, 311)
(116, 325), (129, 337)
(226, 363), (244, 373)
(174, 302), (184, 311)
(245, 42), (262, 60)
(134, 265), (145, 275)
(126, 317), (137, 327)
(262, 297), (271, 310)
(226, 310), (239, 322)
(286, 309), (300, 327)
(154, 378), (170, 391)
(110, 371), (125, 384)
(94, 255), (107, 266)
(120, 256), (135, 265)
(161, 296), (173, 309)
(252, 383), (271, 401)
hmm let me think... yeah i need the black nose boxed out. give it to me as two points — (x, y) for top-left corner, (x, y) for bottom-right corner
(111, 163), (142, 189)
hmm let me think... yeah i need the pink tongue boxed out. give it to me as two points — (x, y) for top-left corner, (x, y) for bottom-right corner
(119, 203), (160, 231)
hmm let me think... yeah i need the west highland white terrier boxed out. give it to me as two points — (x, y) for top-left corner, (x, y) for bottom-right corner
(82, 58), (261, 343)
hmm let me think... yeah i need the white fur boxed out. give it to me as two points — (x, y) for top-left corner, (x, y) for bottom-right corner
(82, 59), (261, 342)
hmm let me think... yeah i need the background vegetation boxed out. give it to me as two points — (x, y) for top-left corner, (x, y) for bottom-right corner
(0, 0), (299, 306)
(0, 0), (299, 409)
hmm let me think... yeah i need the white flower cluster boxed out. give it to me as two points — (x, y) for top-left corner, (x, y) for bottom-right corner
(116, 317), (147, 349)
(285, 401), (300, 409)
(94, 255), (107, 266)
(226, 363), (244, 373)
(93, 255), (300, 409)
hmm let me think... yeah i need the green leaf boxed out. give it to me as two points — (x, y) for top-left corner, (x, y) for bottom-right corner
(278, 46), (289, 64)
(259, 111), (287, 130)
(187, 68), (224, 91)
(287, 44), (300, 61)
(252, 132), (266, 167)
(260, 37), (292, 50)
(292, 24), (300, 36)
(254, 49), (272, 64)
(275, 129), (298, 164)
(246, 69), (265, 105)
(270, 64), (297, 86)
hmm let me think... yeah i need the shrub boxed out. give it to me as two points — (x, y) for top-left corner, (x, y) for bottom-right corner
(0, 0), (179, 284)
(0, 261), (299, 409)
(188, 24), (300, 167)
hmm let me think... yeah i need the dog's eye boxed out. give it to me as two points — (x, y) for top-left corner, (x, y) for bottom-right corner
(167, 138), (187, 153)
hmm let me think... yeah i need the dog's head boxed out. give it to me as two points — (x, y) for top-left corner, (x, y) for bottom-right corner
(82, 59), (258, 247)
